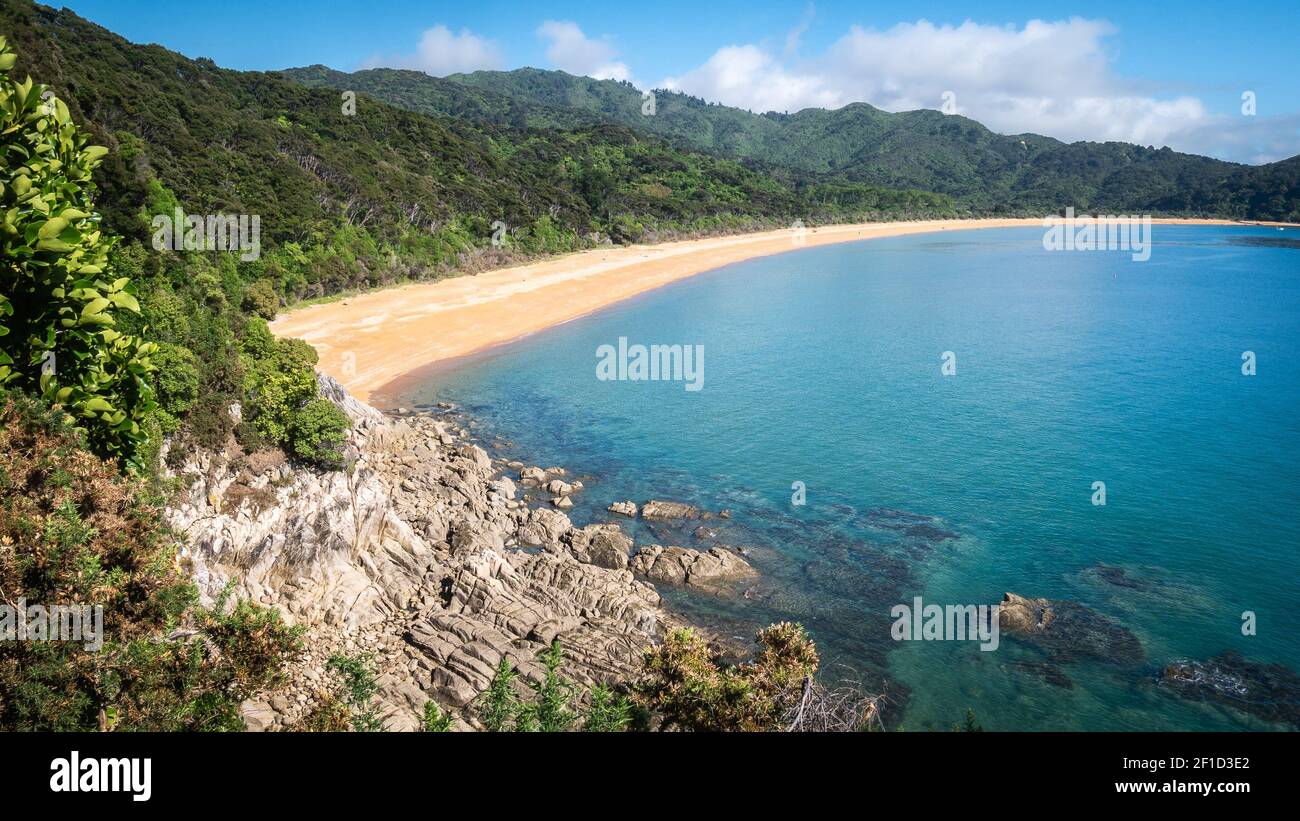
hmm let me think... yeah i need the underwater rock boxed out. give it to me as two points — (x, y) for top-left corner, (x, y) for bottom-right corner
(1012, 659), (1075, 689)
(1085, 563), (1153, 592)
(998, 592), (1145, 665)
(1159, 651), (1300, 730)
(864, 507), (958, 542)
(640, 499), (703, 520)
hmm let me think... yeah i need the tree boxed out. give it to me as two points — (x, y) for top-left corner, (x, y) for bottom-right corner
(0, 37), (156, 469)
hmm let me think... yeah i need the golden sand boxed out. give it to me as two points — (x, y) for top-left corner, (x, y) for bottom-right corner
(270, 217), (1284, 403)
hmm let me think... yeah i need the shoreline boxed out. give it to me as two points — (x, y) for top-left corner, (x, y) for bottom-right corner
(270, 217), (1290, 403)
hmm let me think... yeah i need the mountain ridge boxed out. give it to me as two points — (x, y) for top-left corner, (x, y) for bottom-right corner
(284, 64), (1299, 220)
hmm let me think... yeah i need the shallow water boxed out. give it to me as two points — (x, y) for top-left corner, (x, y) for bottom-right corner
(387, 225), (1300, 731)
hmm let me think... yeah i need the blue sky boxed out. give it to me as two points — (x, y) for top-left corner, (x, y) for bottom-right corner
(57, 0), (1300, 163)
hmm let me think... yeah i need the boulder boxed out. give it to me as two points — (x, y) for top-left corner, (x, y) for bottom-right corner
(640, 500), (702, 520)
(998, 592), (1145, 664)
(564, 523), (633, 570)
(630, 545), (755, 590)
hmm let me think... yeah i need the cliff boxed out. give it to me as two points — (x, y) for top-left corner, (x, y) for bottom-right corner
(164, 376), (677, 730)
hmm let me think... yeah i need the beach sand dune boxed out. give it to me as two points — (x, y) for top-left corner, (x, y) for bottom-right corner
(270, 217), (1276, 403)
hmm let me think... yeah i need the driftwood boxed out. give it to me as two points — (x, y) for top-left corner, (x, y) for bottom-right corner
(784, 674), (885, 732)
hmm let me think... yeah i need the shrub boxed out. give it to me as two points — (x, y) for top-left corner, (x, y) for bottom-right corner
(636, 622), (819, 731)
(150, 342), (200, 432)
(241, 279), (280, 320)
(477, 657), (520, 732)
(474, 641), (632, 732)
(298, 653), (384, 732)
(239, 318), (317, 445)
(288, 397), (350, 468)
(517, 640), (576, 732)
(422, 701), (453, 732)
(583, 684), (632, 732)
(0, 37), (156, 469)
(0, 391), (301, 730)
(333, 653), (383, 732)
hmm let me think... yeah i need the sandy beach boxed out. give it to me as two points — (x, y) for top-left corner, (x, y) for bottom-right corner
(270, 217), (1280, 402)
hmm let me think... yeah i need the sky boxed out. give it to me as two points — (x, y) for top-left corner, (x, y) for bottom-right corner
(58, 0), (1300, 164)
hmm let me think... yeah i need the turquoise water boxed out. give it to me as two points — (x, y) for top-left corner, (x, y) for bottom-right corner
(385, 226), (1300, 731)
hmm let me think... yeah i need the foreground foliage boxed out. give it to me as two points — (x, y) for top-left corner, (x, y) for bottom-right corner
(476, 641), (633, 732)
(0, 35), (156, 468)
(297, 652), (384, 732)
(636, 622), (821, 731)
(0, 392), (301, 730)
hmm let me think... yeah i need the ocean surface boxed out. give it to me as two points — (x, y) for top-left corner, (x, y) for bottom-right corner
(386, 225), (1300, 731)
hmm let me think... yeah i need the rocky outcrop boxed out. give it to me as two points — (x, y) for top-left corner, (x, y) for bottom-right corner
(560, 523), (633, 570)
(640, 500), (703, 520)
(1159, 651), (1300, 730)
(165, 375), (680, 731)
(998, 592), (1145, 664)
(607, 501), (638, 518)
(630, 545), (756, 592)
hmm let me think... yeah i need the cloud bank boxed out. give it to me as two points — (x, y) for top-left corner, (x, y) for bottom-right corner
(536, 21), (632, 82)
(363, 24), (501, 76)
(362, 17), (1297, 163)
(658, 18), (1297, 163)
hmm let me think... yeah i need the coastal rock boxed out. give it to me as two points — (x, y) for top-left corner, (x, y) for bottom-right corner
(640, 499), (702, 520)
(1158, 651), (1300, 730)
(562, 523), (633, 570)
(864, 507), (958, 543)
(165, 374), (679, 731)
(546, 479), (576, 496)
(998, 592), (1145, 664)
(630, 545), (756, 591)
(608, 501), (638, 517)
(517, 507), (572, 546)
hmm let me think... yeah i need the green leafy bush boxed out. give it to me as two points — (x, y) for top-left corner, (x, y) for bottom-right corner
(583, 684), (632, 732)
(516, 640), (576, 732)
(422, 701), (452, 732)
(287, 397), (350, 468)
(149, 342), (199, 433)
(474, 641), (632, 732)
(0, 36), (156, 469)
(298, 653), (383, 732)
(239, 318), (318, 444)
(241, 279), (280, 320)
(477, 657), (520, 732)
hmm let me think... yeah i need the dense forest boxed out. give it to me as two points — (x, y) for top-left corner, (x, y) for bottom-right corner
(288, 65), (1300, 221)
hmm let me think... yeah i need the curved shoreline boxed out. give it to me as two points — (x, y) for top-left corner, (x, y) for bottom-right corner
(270, 217), (1286, 402)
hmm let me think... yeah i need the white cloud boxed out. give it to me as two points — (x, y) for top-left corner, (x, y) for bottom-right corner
(657, 18), (1300, 163)
(1174, 113), (1300, 166)
(363, 25), (502, 76)
(536, 21), (632, 83)
(663, 45), (840, 114)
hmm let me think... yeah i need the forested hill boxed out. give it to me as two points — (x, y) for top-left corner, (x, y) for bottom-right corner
(285, 65), (1300, 221)
(0, 0), (956, 276)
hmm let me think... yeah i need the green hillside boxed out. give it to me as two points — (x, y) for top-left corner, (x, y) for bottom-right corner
(285, 64), (1300, 220)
